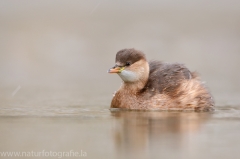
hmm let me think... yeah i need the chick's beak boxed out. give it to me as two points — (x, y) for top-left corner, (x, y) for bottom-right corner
(108, 66), (125, 73)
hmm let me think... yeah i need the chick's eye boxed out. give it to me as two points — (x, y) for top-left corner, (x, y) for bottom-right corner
(126, 62), (131, 66)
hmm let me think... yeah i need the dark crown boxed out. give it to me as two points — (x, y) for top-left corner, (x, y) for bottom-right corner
(115, 48), (146, 65)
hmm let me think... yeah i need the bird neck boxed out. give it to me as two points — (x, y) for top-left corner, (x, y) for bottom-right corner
(122, 64), (149, 94)
(122, 82), (146, 95)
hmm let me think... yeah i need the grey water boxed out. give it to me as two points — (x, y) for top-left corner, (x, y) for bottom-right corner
(1, 1), (240, 159)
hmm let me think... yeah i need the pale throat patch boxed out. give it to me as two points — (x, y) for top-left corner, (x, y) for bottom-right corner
(118, 70), (139, 82)
(118, 66), (146, 82)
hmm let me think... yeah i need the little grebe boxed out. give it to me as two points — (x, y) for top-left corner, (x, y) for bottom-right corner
(108, 48), (214, 111)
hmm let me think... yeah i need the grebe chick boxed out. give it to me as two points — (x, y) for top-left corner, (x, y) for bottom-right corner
(108, 48), (214, 111)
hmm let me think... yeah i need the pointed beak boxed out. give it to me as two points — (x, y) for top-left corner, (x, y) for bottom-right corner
(108, 66), (125, 73)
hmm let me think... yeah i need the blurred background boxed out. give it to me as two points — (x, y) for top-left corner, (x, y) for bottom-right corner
(0, 0), (240, 106)
(1, 1), (240, 159)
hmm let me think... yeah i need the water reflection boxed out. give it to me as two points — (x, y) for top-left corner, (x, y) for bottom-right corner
(111, 110), (211, 158)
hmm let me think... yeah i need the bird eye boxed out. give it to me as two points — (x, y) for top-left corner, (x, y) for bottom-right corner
(126, 62), (131, 66)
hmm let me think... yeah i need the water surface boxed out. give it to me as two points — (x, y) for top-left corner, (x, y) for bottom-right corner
(0, 87), (240, 159)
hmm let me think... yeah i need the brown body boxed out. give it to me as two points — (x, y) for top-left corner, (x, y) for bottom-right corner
(109, 49), (214, 111)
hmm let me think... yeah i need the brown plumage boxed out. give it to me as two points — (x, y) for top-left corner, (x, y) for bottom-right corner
(108, 48), (214, 111)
